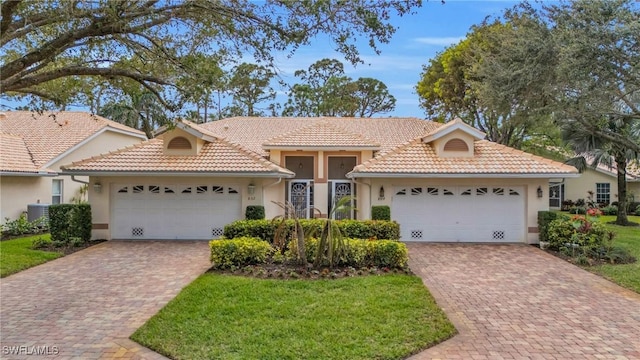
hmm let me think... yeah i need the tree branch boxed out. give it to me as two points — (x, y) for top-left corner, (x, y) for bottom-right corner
(0, 0), (22, 35)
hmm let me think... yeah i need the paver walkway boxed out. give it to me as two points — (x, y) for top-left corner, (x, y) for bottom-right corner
(407, 244), (640, 360)
(0, 240), (210, 360)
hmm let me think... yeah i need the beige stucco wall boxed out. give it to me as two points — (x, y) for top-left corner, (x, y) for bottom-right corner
(0, 130), (143, 223)
(0, 176), (50, 220)
(563, 169), (617, 203)
(364, 177), (549, 244)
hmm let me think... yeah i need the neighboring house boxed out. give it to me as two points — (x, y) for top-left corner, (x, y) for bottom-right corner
(549, 160), (640, 209)
(0, 111), (147, 221)
(61, 117), (577, 243)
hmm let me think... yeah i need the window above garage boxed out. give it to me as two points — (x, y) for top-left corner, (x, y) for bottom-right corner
(421, 118), (484, 158)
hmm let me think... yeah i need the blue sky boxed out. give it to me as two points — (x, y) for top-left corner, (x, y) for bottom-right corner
(270, 0), (521, 118)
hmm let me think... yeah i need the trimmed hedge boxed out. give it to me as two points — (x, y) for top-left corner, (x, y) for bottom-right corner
(286, 237), (408, 268)
(224, 219), (400, 242)
(245, 206), (265, 220)
(537, 211), (568, 243)
(49, 204), (92, 244)
(209, 237), (272, 269)
(371, 206), (391, 221)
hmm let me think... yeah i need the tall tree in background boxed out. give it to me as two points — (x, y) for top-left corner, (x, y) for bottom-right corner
(284, 58), (396, 117)
(0, 0), (419, 110)
(416, 11), (553, 148)
(227, 63), (276, 117)
(99, 90), (169, 138)
(546, 0), (640, 225)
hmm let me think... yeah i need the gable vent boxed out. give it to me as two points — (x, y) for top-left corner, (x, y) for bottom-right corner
(167, 136), (192, 150)
(443, 138), (469, 152)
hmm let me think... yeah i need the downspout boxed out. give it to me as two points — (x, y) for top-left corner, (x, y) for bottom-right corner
(71, 175), (89, 185)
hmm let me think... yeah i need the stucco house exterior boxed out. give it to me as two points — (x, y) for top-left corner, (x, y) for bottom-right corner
(61, 117), (578, 243)
(0, 111), (146, 221)
(549, 160), (640, 209)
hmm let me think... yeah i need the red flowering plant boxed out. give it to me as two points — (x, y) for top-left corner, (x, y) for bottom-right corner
(586, 207), (602, 218)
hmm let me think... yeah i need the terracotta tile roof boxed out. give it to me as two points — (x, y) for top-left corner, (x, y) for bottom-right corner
(580, 154), (640, 181)
(0, 133), (55, 174)
(61, 137), (295, 176)
(349, 139), (579, 176)
(0, 111), (146, 169)
(200, 117), (440, 156)
(263, 121), (380, 149)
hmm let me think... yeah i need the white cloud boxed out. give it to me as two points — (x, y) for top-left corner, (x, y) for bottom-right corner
(413, 36), (464, 46)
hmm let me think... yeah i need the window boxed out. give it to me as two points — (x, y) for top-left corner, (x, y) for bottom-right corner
(443, 138), (469, 152)
(596, 183), (610, 204)
(52, 179), (63, 204)
(167, 136), (192, 149)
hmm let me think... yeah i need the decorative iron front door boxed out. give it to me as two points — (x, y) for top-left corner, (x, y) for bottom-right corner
(288, 180), (313, 218)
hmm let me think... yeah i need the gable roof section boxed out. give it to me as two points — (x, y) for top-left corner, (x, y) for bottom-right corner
(0, 133), (56, 175)
(200, 117), (441, 156)
(0, 111), (146, 171)
(348, 139), (579, 178)
(422, 118), (486, 143)
(579, 155), (640, 182)
(61, 137), (295, 177)
(262, 121), (380, 150)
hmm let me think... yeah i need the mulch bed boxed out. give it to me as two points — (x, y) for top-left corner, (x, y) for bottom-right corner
(535, 244), (636, 266)
(36, 240), (107, 255)
(208, 263), (412, 280)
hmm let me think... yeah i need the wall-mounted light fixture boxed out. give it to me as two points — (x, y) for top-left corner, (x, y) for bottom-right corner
(298, 162), (303, 169)
(379, 186), (385, 199)
(340, 159), (345, 170)
(94, 181), (102, 193)
(537, 186), (543, 198)
(247, 183), (256, 195)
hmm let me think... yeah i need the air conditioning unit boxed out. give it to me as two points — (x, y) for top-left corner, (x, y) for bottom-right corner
(27, 203), (50, 223)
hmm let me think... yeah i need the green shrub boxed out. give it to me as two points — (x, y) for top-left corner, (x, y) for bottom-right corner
(31, 236), (52, 249)
(49, 204), (92, 244)
(72, 204), (92, 242)
(245, 206), (265, 220)
(547, 216), (608, 253)
(569, 206), (586, 215)
(627, 201), (640, 214)
(209, 237), (272, 269)
(286, 238), (407, 268)
(601, 205), (618, 216)
(49, 204), (75, 243)
(371, 206), (391, 221)
(2, 214), (38, 236)
(604, 246), (636, 264)
(635, 205), (640, 216)
(224, 219), (400, 242)
(537, 211), (568, 243)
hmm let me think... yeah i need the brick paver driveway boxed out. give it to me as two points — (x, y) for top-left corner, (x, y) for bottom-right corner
(408, 244), (640, 360)
(0, 241), (210, 360)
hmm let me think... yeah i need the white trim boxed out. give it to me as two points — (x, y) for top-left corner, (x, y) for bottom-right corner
(61, 170), (295, 178)
(0, 171), (58, 177)
(43, 127), (146, 169)
(174, 122), (218, 142)
(422, 121), (485, 143)
(347, 172), (580, 179)
(262, 145), (380, 151)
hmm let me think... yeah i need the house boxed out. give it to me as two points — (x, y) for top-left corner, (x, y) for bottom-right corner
(0, 111), (146, 221)
(61, 117), (578, 243)
(549, 159), (640, 209)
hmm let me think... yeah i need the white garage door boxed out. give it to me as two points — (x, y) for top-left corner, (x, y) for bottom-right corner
(392, 185), (525, 242)
(111, 183), (241, 240)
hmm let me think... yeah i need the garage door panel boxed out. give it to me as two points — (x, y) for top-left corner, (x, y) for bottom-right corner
(111, 183), (241, 240)
(392, 185), (525, 243)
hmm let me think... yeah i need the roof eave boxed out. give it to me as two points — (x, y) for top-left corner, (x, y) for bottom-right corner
(346, 172), (581, 179)
(262, 145), (381, 151)
(60, 170), (295, 178)
(0, 170), (58, 177)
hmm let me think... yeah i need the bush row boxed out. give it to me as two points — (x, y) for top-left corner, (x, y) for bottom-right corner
(209, 237), (408, 269)
(49, 204), (92, 244)
(224, 219), (400, 242)
(537, 211), (568, 243)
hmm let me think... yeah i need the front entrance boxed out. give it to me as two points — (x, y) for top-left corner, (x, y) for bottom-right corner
(549, 182), (564, 209)
(288, 180), (313, 218)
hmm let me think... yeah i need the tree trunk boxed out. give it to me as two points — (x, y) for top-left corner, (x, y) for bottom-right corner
(615, 154), (629, 226)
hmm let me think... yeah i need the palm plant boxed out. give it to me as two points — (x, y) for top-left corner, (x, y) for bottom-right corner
(271, 201), (306, 265)
(310, 196), (354, 268)
(99, 91), (169, 138)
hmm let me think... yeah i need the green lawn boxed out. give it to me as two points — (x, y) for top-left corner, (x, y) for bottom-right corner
(588, 215), (640, 293)
(132, 274), (455, 360)
(0, 234), (62, 278)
